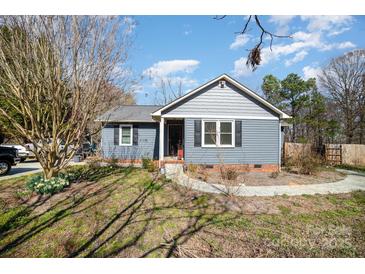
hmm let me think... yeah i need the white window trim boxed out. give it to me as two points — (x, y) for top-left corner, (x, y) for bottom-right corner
(119, 124), (133, 146)
(202, 120), (235, 148)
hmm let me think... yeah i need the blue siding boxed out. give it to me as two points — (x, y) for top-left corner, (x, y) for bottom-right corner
(101, 123), (159, 160)
(162, 81), (278, 118)
(184, 118), (279, 164)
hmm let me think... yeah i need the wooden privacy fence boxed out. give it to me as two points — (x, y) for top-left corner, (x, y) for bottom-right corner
(325, 144), (342, 165)
(283, 142), (313, 163)
(341, 144), (365, 166)
(283, 142), (365, 167)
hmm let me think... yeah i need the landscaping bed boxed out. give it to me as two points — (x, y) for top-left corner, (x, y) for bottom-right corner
(0, 164), (364, 257)
(187, 166), (346, 186)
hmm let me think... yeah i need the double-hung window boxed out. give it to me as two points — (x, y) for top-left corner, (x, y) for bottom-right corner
(202, 120), (234, 147)
(120, 125), (133, 146)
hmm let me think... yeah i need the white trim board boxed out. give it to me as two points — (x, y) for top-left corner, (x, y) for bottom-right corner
(161, 114), (279, 120)
(152, 74), (291, 119)
(202, 119), (235, 148)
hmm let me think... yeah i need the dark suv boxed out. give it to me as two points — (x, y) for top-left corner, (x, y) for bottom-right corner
(0, 146), (21, 176)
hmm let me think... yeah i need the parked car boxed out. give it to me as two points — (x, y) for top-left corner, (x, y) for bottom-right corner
(1, 144), (30, 162)
(0, 146), (21, 175)
(23, 143), (36, 159)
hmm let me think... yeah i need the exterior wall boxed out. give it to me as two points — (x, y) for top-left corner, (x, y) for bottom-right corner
(162, 81), (278, 118)
(184, 118), (280, 165)
(101, 122), (159, 160)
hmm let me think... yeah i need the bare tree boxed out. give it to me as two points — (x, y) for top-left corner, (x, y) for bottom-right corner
(320, 49), (365, 144)
(0, 16), (134, 178)
(153, 78), (185, 105)
(214, 15), (291, 70)
(86, 82), (135, 145)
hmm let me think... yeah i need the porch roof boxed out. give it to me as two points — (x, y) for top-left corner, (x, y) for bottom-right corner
(96, 105), (161, 123)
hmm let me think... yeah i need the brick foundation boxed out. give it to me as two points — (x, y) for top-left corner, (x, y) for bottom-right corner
(194, 164), (279, 173)
(100, 158), (279, 172)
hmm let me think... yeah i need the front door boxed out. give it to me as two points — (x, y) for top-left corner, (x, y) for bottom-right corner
(168, 124), (183, 156)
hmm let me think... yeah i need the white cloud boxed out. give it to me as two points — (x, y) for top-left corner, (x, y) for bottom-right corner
(143, 59), (199, 78)
(301, 16), (353, 32)
(232, 57), (252, 77)
(328, 27), (351, 37)
(320, 41), (356, 51)
(268, 15), (296, 35)
(337, 41), (356, 49)
(259, 31), (321, 65)
(303, 66), (322, 80)
(231, 16), (356, 75)
(143, 59), (200, 91)
(229, 34), (250, 50)
(269, 15), (296, 25)
(183, 24), (192, 36)
(285, 50), (308, 66)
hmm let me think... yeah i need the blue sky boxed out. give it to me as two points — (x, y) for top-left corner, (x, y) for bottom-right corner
(127, 16), (365, 104)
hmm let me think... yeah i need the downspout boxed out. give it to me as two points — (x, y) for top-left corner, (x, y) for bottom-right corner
(278, 119), (281, 172)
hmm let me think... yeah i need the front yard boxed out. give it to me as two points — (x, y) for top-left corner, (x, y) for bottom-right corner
(0, 165), (364, 257)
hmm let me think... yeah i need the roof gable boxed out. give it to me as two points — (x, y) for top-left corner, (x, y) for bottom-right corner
(152, 74), (291, 119)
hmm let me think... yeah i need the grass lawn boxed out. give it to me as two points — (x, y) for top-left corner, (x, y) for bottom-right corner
(0, 165), (364, 258)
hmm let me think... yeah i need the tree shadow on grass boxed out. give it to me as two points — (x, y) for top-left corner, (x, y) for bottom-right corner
(0, 166), (135, 256)
(0, 166), (235, 258)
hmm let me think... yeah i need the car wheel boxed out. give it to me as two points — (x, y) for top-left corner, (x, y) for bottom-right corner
(0, 160), (11, 176)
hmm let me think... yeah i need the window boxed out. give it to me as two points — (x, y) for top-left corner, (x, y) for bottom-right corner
(202, 120), (234, 147)
(120, 125), (133, 146)
(204, 121), (217, 145)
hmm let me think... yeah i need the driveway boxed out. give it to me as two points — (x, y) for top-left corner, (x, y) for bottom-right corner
(0, 160), (85, 181)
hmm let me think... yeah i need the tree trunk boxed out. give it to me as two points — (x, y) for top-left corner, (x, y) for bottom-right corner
(43, 167), (59, 179)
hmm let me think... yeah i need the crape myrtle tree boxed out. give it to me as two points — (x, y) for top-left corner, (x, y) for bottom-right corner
(0, 16), (134, 178)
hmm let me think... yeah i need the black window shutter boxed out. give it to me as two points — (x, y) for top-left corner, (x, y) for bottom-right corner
(133, 125), (139, 146)
(194, 120), (201, 147)
(235, 120), (242, 147)
(114, 125), (119, 146)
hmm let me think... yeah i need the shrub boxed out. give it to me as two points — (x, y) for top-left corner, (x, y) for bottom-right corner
(219, 166), (239, 181)
(26, 175), (70, 195)
(285, 151), (321, 175)
(187, 163), (198, 174)
(142, 157), (156, 172)
(109, 157), (119, 167)
(270, 171), (279, 179)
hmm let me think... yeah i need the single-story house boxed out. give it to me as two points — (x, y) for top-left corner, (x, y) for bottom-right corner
(97, 74), (291, 172)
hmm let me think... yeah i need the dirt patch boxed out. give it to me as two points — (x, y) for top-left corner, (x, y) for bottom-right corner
(188, 168), (346, 186)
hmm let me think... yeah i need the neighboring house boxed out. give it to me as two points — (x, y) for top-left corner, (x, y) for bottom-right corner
(97, 74), (291, 172)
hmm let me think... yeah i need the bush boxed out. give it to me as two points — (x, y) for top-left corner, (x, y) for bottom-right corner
(219, 166), (239, 181)
(26, 175), (70, 195)
(270, 171), (279, 179)
(142, 157), (156, 172)
(285, 151), (321, 175)
(187, 163), (198, 174)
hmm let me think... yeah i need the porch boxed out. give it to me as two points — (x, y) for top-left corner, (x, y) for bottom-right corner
(159, 118), (185, 166)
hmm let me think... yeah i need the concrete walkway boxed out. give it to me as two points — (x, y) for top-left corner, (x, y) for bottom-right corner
(165, 164), (365, 197)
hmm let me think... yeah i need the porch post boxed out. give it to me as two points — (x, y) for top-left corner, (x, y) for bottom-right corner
(159, 117), (164, 168)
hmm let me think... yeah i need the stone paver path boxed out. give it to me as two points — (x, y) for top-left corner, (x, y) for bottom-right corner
(165, 164), (365, 197)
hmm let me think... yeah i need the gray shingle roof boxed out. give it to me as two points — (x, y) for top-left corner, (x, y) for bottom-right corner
(96, 105), (160, 122)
